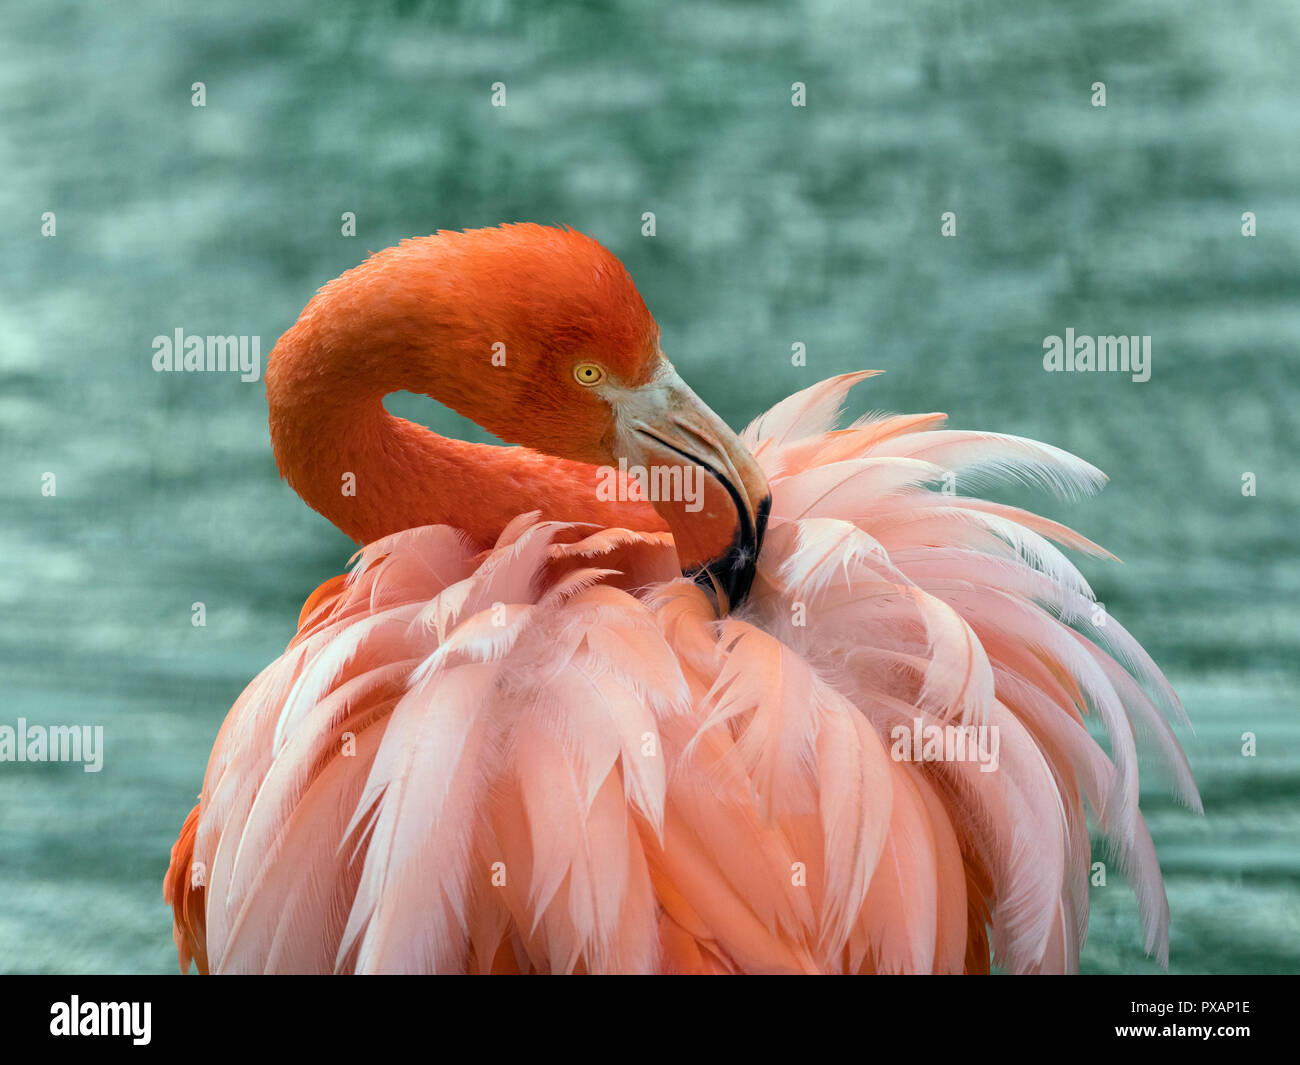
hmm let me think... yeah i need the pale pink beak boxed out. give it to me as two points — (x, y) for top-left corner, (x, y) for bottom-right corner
(614, 371), (770, 610)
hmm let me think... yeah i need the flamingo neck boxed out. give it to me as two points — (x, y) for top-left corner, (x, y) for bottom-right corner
(267, 370), (661, 547)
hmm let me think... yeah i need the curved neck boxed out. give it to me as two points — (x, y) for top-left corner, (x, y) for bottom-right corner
(267, 373), (662, 548)
(264, 233), (669, 546)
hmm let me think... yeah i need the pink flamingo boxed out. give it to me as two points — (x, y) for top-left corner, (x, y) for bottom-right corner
(165, 224), (1198, 974)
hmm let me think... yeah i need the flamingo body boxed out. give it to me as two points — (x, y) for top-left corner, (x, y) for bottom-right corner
(166, 227), (1197, 974)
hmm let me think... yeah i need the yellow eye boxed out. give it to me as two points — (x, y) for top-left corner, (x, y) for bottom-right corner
(573, 363), (605, 386)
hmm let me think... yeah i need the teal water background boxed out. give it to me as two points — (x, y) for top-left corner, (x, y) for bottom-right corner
(1, 0), (1297, 973)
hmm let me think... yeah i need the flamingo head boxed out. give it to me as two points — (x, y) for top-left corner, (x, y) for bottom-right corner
(389, 224), (772, 607)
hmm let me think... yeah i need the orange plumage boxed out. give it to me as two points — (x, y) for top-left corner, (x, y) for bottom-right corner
(165, 224), (1197, 973)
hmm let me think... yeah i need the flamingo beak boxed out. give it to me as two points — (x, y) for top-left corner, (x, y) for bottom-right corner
(615, 371), (771, 610)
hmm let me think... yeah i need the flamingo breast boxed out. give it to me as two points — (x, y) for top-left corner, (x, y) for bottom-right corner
(167, 373), (1197, 974)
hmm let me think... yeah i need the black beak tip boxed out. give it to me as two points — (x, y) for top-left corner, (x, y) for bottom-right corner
(690, 494), (771, 612)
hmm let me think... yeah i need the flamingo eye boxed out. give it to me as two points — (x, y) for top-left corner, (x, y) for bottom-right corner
(573, 363), (605, 386)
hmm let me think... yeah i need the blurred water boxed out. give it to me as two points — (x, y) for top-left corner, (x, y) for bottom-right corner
(1, 0), (1297, 973)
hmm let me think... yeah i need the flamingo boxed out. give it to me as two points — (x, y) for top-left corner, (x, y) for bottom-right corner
(164, 223), (1199, 974)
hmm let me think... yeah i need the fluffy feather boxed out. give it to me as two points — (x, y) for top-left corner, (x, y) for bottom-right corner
(167, 372), (1196, 973)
